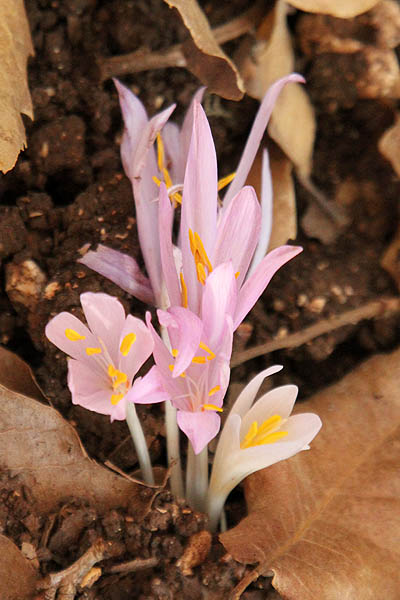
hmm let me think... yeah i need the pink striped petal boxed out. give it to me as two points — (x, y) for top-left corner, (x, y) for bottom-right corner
(158, 183), (181, 307)
(249, 149), (273, 274)
(118, 315), (154, 382)
(157, 307), (203, 377)
(177, 410), (221, 455)
(201, 262), (237, 349)
(162, 121), (184, 183)
(180, 87), (206, 165)
(126, 366), (169, 404)
(146, 312), (175, 376)
(67, 358), (118, 417)
(234, 245), (302, 328)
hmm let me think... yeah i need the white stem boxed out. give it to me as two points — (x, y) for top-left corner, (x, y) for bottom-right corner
(161, 326), (184, 498)
(186, 443), (208, 513)
(206, 488), (228, 533)
(126, 401), (154, 485)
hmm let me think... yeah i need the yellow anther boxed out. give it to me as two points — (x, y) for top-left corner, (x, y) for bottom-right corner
(202, 403), (223, 412)
(217, 171), (236, 191)
(171, 191), (182, 205)
(189, 229), (196, 255)
(188, 229), (213, 285)
(156, 132), (165, 172)
(168, 364), (175, 373)
(111, 392), (125, 405)
(120, 333), (136, 356)
(65, 328), (85, 341)
(180, 272), (188, 308)
(155, 132), (178, 204)
(208, 385), (220, 397)
(108, 365), (128, 390)
(196, 262), (207, 286)
(235, 271), (240, 279)
(152, 175), (162, 187)
(171, 348), (179, 357)
(199, 342), (215, 361)
(192, 356), (207, 364)
(86, 347), (102, 355)
(194, 232), (213, 273)
(257, 430), (288, 445)
(240, 416), (288, 449)
(258, 415), (282, 436)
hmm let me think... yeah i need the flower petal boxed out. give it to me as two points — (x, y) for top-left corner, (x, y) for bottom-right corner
(248, 149), (273, 274)
(159, 183), (181, 307)
(177, 409), (221, 454)
(240, 384), (299, 438)
(201, 262), (237, 349)
(118, 315), (154, 382)
(230, 365), (283, 418)
(67, 358), (116, 416)
(224, 73), (305, 206)
(79, 245), (154, 305)
(126, 366), (169, 404)
(157, 307), (203, 377)
(162, 121), (184, 183)
(213, 186), (261, 287)
(146, 312), (174, 376)
(180, 87), (206, 166)
(234, 245), (303, 328)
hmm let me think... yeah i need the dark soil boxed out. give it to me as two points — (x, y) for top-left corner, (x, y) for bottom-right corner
(1, 0), (400, 598)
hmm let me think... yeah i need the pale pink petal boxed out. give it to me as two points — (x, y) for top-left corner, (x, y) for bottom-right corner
(118, 315), (154, 382)
(177, 410), (221, 454)
(80, 292), (125, 366)
(46, 313), (101, 372)
(133, 104), (176, 180)
(159, 184), (181, 307)
(234, 245), (303, 328)
(157, 307), (203, 377)
(213, 186), (261, 287)
(224, 74), (305, 206)
(162, 121), (183, 183)
(126, 367), (169, 404)
(201, 263), (237, 350)
(240, 385), (299, 437)
(248, 149), (273, 274)
(67, 358), (114, 416)
(180, 101), (218, 314)
(230, 365), (283, 417)
(146, 312), (175, 376)
(79, 245), (154, 304)
(180, 87), (206, 164)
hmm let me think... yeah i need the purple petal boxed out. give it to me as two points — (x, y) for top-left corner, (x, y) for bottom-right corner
(157, 306), (203, 377)
(248, 149), (273, 274)
(213, 186), (261, 287)
(159, 184), (181, 307)
(79, 245), (154, 305)
(177, 410), (221, 454)
(201, 262), (237, 349)
(224, 74), (305, 206)
(234, 245), (302, 328)
(118, 315), (154, 382)
(126, 366), (169, 404)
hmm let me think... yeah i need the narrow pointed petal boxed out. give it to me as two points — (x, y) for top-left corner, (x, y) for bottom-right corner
(126, 366), (169, 404)
(213, 186), (261, 287)
(145, 312), (174, 375)
(248, 149), (273, 275)
(46, 313), (100, 370)
(177, 410), (220, 455)
(240, 384), (299, 436)
(80, 292), (125, 366)
(230, 365), (283, 417)
(162, 121), (184, 183)
(79, 245), (154, 304)
(159, 184), (181, 307)
(224, 74), (305, 206)
(201, 262), (237, 349)
(234, 245), (302, 328)
(157, 307), (203, 377)
(133, 104), (176, 179)
(180, 87), (206, 163)
(118, 315), (154, 382)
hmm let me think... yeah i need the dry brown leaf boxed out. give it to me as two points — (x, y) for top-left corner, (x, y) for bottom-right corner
(0, 347), (148, 513)
(287, 0), (380, 18)
(0, 535), (38, 600)
(381, 224), (400, 292)
(237, 0), (315, 178)
(164, 0), (244, 100)
(246, 144), (297, 250)
(379, 115), (400, 177)
(0, 1), (34, 173)
(221, 349), (400, 599)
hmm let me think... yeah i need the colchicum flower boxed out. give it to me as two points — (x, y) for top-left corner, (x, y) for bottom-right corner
(45, 292), (166, 421)
(206, 366), (322, 531)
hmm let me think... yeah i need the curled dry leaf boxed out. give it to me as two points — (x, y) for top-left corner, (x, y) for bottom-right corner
(164, 0), (244, 100)
(286, 0), (380, 18)
(0, 347), (148, 513)
(237, 0), (315, 178)
(0, 0), (34, 173)
(221, 348), (400, 599)
(0, 535), (38, 600)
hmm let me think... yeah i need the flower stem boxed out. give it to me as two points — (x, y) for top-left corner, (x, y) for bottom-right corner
(186, 443), (208, 513)
(161, 326), (184, 498)
(125, 401), (154, 485)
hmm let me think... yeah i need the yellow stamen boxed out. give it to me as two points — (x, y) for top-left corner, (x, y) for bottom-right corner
(155, 132), (180, 205)
(199, 341), (215, 361)
(152, 175), (162, 186)
(168, 363), (186, 377)
(108, 365), (128, 389)
(188, 229), (213, 285)
(217, 171), (236, 191)
(120, 333), (136, 356)
(208, 385), (220, 397)
(180, 272), (188, 308)
(194, 232), (213, 273)
(171, 348), (179, 357)
(86, 347), (102, 355)
(156, 132), (165, 172)
(65, 328), (85, 341)
(202, 403), (223, 412)
(192, 356), (206, 364)
(196, 262), (207, 285)
(235, 271), (240, 279)
(240, 416), (288, 449)
(111, 393), (125, 405)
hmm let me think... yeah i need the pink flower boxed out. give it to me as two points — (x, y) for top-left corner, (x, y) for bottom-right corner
(144, 262), (237, 454)
(80, 75), (303, 315)
(45, 292), (167, 421)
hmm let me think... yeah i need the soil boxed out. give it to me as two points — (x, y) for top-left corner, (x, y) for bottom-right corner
(1, 0), (400, 598)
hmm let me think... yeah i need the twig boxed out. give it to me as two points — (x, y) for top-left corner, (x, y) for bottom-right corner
(230, 565), (263, 600)
(231, 297), (400, 368)
(99, 4), (263, 81)
(104, 460), (159, 488)
(107, 557), (159, 574)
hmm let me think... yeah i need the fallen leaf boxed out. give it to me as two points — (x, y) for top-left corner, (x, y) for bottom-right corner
(0, 347), (149, 513)
(0, 0), (34, 173)
(0, 535), (38, 600)
(237, 0), (316, 178)
(164, 0), (244, 100)
(286, 0), (380, 18)
(221, 349), (400, 599)
(379, 115), (400, 177)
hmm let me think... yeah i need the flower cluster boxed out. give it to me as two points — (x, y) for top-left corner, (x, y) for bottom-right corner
(46, 75), (321, 529)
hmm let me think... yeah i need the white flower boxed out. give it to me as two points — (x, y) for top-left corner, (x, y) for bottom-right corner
(206, 366), (322, 531)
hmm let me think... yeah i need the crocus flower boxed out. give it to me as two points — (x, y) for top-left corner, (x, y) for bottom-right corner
(45, 292), (167, 421)
(80, 74), (304, 314)
(206, 366), (322, 531)
(144, 262), (237, 454)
